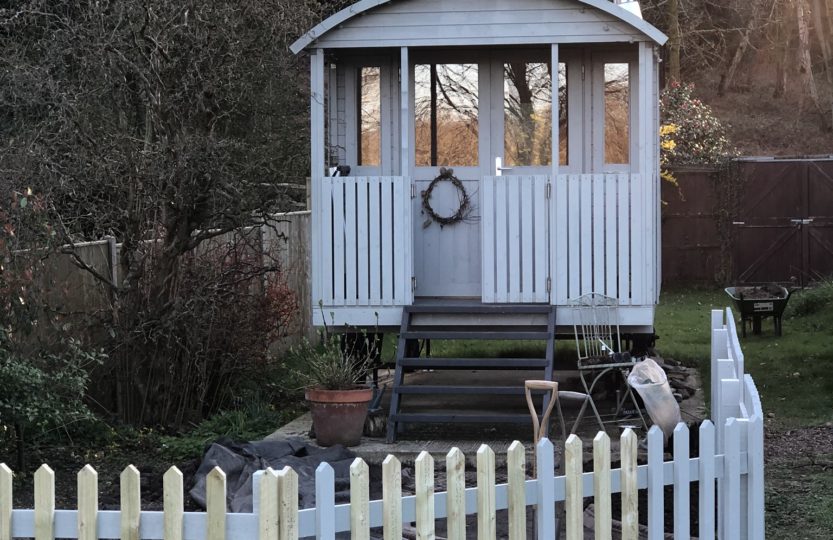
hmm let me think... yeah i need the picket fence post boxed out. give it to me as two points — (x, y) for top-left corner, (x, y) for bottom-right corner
(535, 438), (555, 538)
(446, 448), (466, 540)
(564, 435), (583, 540)
(647, 426), (664, 540)
(673, 423), (690, 538)
(315, 463), (335, 540)
(620, 429), (638, 540)
(506, 441), (526, 540)
(121, 465), (141, 540)
(77, 465), (97, 540)
(415, 451), (434, 539)
(350, 458), (370, 540)
(381, 456), (401, 540)
(277, 466), (299, 540)
(34, 464), (54, 540)
(698, 422), (716, 540)
(259, 468), (279, 540)
(0, 464), (11, 540)
(164, 466), (184, 540)
(206, 467), (226, 540)
(593, 432), (612, 540)
(477, 444), (496, 540)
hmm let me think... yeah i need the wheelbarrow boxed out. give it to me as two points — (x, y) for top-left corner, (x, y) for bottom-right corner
(725, 284), (792, 337)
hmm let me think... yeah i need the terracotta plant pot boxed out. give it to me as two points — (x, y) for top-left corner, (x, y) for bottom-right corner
(305, 386), (373, 447)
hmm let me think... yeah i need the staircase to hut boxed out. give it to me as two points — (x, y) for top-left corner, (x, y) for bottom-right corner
(386, 303), (557, 443)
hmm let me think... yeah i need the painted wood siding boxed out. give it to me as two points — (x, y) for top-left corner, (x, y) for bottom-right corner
(313, 0), (648, 49)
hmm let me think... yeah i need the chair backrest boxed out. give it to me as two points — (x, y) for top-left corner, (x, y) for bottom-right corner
(571, 292), (621, 362)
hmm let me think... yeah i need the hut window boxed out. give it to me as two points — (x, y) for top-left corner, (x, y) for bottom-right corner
(358, 67), (381, 167)
(415, 63), (479, 167)
(604, 63), (630, 165)
(503, 62), (567, 167)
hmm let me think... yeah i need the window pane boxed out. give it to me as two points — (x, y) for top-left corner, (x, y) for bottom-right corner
(604, 63), (630, 165)
(359, 67), (381, 166)
(558, 63), (567, 166)
(504, 62), (551, 167)
(415, 63), (479, 167)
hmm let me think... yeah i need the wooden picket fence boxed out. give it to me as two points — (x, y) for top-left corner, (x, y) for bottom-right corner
(0, 307), (764, 539)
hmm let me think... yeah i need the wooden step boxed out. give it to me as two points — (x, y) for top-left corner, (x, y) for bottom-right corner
(399, 357), (549, 369)
(406, 304), (552, 315)
(393, 385), (547, 395)
(401, 330), (551, 341)
(391, 412), (532, 424)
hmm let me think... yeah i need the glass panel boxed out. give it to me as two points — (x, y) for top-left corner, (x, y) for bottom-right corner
(415, 63), (479, 167)
(359, 67), (381, 166)
(604, 63), (630, 165)
(504, 62), (551, 167)
(557, 63), (567, 166)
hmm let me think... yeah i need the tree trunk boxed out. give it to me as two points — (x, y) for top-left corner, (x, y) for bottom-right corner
(797, 0), (822, 115)
(812, 0), (833, 129)
(773, 1), (790, 99)
(719, 28), (753, 95)
(667, 0), (681, 83)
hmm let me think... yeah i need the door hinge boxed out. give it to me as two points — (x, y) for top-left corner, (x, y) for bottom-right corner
(411, 183), (416, 199)
(546, 277), (552, 293)
(411, 276), (417, 292)
(546, 183), (552, 199)
(581, 63), (586, 81)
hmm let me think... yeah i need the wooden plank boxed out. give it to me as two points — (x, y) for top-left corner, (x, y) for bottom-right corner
(594, 432), (612, 540)
(477, 445), (496, 540)
(369, 177), (382, 303)
(446, 448), (466, 540)
(673, 423), (690, 539)
(0, 464), (12, 540)
(356, 178), (370, 304)
(723, 419), (741, 540)
(259, 468), (279, 540)
(579, 175), (593, 295)
(206, 467), (226, 540)
(630, 173), (644, 304)
(508, 179), (521, 302)
(605, 174), (618, 297)
(392, 177), (406, 304)
(534, 176), (548, 303)
(164, 466), (184, 540)
(120, 465), (141, 540)
(34, 465), (54, 540)
(382, 456), (402, 540)
(699, 422), (716, 540)
(536, 438), (555, 538)
(568, 175), (581, 299)
(551, 44), (560, 178)
(521, 177), (535, 302)
(345, 178), (358, 305)
(316, 463), (336, 539)
(482, 176), (496, 303)
(381, 179), (394, 304)
(77, 465), (98, 540)
(332, 177), (346, 303)
(322, 178), (335, 304)
(564, 435), (583, 540)
(278, 466), (299, 540)
(620, 429), (638, 540)
(415, 451), (435, 540)
(311, 48), (325, 306)
(593, 174), (606, 294)
(507, 441), (526, 540)
(554, 174), (569, 303)
(647, 426), (664, 540)
(496, 179), (509, 302)
(402, 176), (413, 305)
(618, 173), (631, 304)
(748, 415), (765, 540)
(350, 459), (370, 540)
(400, 47), (410, 178)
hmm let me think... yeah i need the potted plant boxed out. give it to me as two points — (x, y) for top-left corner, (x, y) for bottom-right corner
(297, 332), (374, 447)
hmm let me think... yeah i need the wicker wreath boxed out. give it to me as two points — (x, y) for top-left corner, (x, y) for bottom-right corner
(421, 168), (471, 227)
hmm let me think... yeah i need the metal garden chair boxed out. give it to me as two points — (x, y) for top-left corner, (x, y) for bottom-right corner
(571, 293), (648, 432)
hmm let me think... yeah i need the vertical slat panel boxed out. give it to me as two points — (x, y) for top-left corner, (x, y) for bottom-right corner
(278, 467), (299, 540)
(34, 465), (54, 540)
(534, 176), (549, 302)
(207, 467), (226, 540)
(400, 47), (410, 177)
(121, 465), (141, 540)
(415, 452), (434, 540)
(446, 448), (466, 540)
(594, 433), (612, 540)
(723, 420), (741, 540)
(564, 435), (583, 540)
(0, 464), (11, 540)
(536, 438), (555, 538)
(380, 179), (393, 304)
(164, 467), (184, 540)
(579, 175), (593, 295)
(345, 179), (358, 305)
(477, 445), (496, 540)
(496, 179), (508, 302)
(356, 178), (370, 304)
(332, 178), (346, 304)
(605, 174), (618, 298)
(259, 468), (279, 540)
(506, 441), (526, 540)
(748, 415), (765, 540)
(322, 179), (334, 304)
(630, 173), (644, 304)
(592, 174), (606, 295)
(618, 174), (631, 304)
(620, 430), (638, 540)
(311, 49), (325, 307)
(350, 459), (370, 540)
(699, 421), (716, 540)
(673, 423), (690, 539)
(382, 456), (402, 540)
(521, 177), (535, 302)
(567, 175), (581, 299)
(647, 426), (664, 540)
(482, 176), (496, 303)
(368, 178), (381, 303)
(77, 465), (98, 540)
(316, 463), (336, 540)
(403, 176), (414, 305)
(554, 174), (569, 303)
(392, 177), (406, 304)
(508, 179), (521, 302)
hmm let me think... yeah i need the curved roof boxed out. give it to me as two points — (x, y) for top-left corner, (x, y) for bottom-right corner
(291, 0), (667, 54)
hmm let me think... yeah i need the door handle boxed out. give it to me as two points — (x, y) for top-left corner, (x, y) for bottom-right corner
(790, 218), (813, 225)
(495, 157), (513, 176)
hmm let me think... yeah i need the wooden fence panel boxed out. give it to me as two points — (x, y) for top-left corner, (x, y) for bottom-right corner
(536, 438), (555, 538)
(259, 468), (279, 540)
(699, 422), (716, 540)
(647, 426), (664, 540)
(620, 430), (638, 540)
(476, 445), (496, 540)
(564, 435), (583, 540)
(277, 466), (299, 540)
(445, 448), (466, 540)
(415, 452), (434, 540)
(163, 467), (184, 540)
(673, 423), (690, 539)
(77, 465), (97, 540)
(206, 467), (226, 540)
(121, 465), (141, 540)
(349, 459), (369, 540)
(34, 465), (54, 540)
(315, 463), (335, 539)
(506, 441), (526, 540)
(594, 433), (612, 540)
(723, 420), (741, 540)
(381, 456), (402, 540)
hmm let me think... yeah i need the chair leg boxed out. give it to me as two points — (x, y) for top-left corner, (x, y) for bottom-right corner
(579, 368), (610, 432)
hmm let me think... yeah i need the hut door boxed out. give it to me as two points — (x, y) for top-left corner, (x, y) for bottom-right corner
(481, 55), (552, 303)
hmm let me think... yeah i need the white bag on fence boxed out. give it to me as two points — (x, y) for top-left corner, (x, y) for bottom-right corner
(627, 357), (681, 439)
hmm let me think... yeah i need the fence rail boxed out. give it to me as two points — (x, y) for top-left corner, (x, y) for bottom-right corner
(0, 308), (764, 539)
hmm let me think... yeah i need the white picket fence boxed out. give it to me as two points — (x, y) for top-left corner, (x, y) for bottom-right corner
(0, 308), (764, 540)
